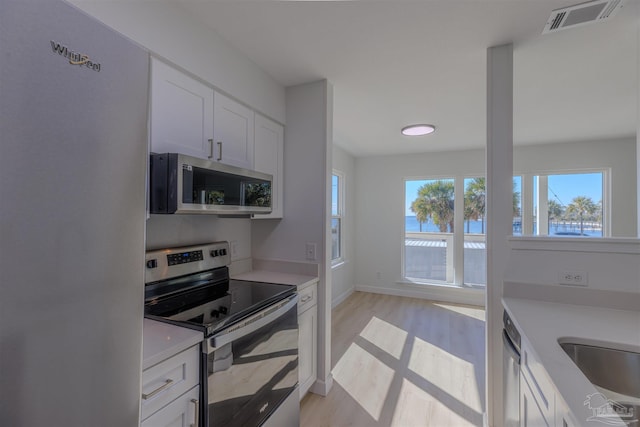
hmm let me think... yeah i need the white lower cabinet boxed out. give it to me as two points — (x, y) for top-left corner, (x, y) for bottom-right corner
(298, 282), (318, 400)
(141, 385), (200, 427)
(519, 337), (555, 427)
(520, 371), (551, 427)
(141, 344), (200, 427)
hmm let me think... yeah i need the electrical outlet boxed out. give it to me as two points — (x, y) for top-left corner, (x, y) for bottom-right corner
(305, 243), (317, 261)
(230, 240), (238, 258)
(558, 271), (588, 286)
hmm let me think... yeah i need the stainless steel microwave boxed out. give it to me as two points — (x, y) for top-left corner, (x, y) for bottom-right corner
(149, 153), (272, 215)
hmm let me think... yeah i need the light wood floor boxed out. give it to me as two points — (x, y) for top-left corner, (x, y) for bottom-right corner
(300, 291), (486, 427)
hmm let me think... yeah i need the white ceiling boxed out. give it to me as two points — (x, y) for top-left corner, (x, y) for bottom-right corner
(179, 1), (637, 157)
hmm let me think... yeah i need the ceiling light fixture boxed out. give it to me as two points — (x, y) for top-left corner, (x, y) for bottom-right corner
(401, 124), (436, 136)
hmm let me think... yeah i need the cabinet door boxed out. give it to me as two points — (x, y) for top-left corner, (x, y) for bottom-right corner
(150, 58), (214, 158)
(521, 373), (551, 427)
(298, 305), (317, 400)
(253, 114), (284, 219)
(213, 92), (254, 169)
(141, 386), (199, 427)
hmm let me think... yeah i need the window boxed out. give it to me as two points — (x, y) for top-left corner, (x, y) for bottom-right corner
(403, 171), (606, 288)
(520, 171), (605, 237)
(331, 172), (344, 264)
(405, 176), (521, 288)
(405, 178), (455, 285)
(463, 177), (486, 287)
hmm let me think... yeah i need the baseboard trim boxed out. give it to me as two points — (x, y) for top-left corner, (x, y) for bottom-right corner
(355, 283), (485, 307)
(310, 374), (334, 397)
(332, 287), (354, 309)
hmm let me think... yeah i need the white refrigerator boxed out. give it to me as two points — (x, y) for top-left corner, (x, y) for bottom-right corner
(0, 0), (149, 425)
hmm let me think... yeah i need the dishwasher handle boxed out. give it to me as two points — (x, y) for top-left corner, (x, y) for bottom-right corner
(503, 329), (521, 365)
(207, 294), (298, 353)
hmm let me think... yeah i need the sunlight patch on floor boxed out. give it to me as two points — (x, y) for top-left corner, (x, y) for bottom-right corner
(391, 378), (480, 427)
(359, 316), (408, 359)
(432, 302), (486, 321)
(408, 336), (483, 412)
(332, 342), (395, 421)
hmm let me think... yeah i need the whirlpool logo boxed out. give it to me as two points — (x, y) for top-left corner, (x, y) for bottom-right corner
(50, 40), (101, 72)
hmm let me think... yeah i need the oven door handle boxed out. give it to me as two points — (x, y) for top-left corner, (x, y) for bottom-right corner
(208, 294), (298, 353)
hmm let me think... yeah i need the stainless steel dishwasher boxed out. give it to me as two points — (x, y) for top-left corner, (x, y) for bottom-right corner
(503, 309), (521, 427)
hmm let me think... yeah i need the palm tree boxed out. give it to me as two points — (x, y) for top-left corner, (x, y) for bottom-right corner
(410, 197), (428, 232)
(547, 200), (563, 233)
(464, 178), (486, 233)
(565, 196), (597, 235)
(411, 180), (455, 233)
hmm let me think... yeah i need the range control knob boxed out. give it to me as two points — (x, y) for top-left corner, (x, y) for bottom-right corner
(210, 310), (220, 318)
(219, 248), (227, 256)
(219, 306), (228, 315)
(210, 249), (219, 257)
(146, 259), (158, 269)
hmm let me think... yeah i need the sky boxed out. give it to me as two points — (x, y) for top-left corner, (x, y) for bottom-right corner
(405, 172), (603, 215)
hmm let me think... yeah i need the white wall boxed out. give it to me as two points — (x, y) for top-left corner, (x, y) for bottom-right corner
(252, 80), (334, 396)
(331, 145), (356, 308)
(353, 138), (637, 298)
(354, 149), (485, 303)
(69, 1), (285, 124)
(503, 237), (640, 293)
(146, 215), (251, 257)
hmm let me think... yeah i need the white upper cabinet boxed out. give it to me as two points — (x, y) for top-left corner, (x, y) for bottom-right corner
(150, 58), (214, 158)
(253, 114), (284, 219)
(213, 92), (254, 170)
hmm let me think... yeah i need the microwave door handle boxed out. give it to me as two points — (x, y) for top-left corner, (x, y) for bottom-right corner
(211, 294), (298, 350)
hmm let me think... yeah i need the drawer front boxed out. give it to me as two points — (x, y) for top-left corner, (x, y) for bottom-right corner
(297, 283), (317, 314)
(141, 345), (200, 420)
(141, 385), (200, 427)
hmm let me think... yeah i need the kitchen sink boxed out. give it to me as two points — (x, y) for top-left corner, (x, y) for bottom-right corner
(559, 340), (640, 399)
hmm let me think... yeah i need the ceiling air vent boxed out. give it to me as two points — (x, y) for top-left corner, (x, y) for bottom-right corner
(542, 0), (625, 34)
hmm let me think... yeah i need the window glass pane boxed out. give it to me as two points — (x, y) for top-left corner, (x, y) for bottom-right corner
(405, 179), (454, 284)
(547, 172), (603, 237)
(332, 174), (339, 216)
(331, 218), (340, 260)
(513, 176), (522, 235)
(332, 173), (342, 262)
(463, 178), (486, 287)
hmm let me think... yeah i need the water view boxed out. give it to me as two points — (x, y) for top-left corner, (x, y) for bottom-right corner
(405, 216), (603, 237)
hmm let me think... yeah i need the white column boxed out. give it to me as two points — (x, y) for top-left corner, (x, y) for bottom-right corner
(485, 44), (513, 427)
(536, 175), (549, 235)
(454, 177), (465, 285)
(521, 173), (534, 235)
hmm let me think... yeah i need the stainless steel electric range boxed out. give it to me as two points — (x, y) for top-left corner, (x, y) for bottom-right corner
(144, 242), (300, 427)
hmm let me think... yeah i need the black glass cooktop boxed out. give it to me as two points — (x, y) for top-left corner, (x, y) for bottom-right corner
(144, 279), (296, 336)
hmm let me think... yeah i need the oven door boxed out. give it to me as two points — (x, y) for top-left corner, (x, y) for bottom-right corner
(205, 295), (299, 427)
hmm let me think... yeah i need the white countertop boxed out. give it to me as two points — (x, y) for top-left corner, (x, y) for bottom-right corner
(142, 318), (203, 370)
(502, 297), (640, 425)
(232, 269), (318, 290)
